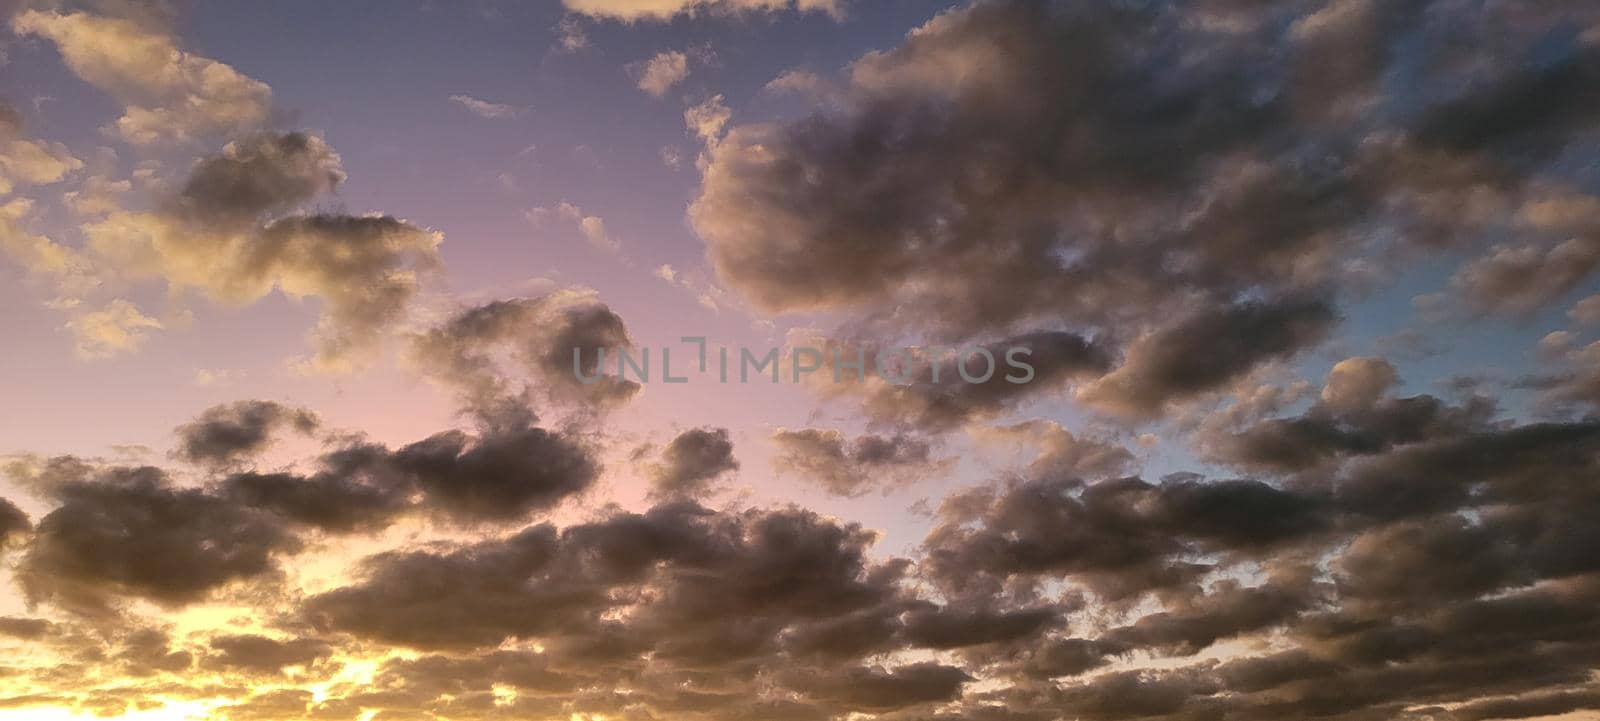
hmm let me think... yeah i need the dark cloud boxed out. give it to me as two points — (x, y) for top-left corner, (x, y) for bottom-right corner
(1200, 357), (1496, 476)
(203, 634), (332, 675)
(303, 502), (906, 658)
(648, 427), (739, 500)
(5, 1), (1600, 718)
(922, 474), (1327, 603)
(216, 448), (411, 534)
(772, 428), (941, 496)
(170, 132), (344, 222)
(0, 496), (29, 549)
(174, 400), (319, 468)
(816, 331), (1112, 432)
(11, 406), (1600, 718)
(782, 662), (970, 713)
(692, 0), (1600, 424)
(0, 616), (52, 640)
(16, 463), (298, 615)
(1081, 295), (1339, 419)
(900, 603), (1059, 651)
(407, 292), (640, 413)
(393, 411), (598, 523)
(1410, 45), (1600, 162)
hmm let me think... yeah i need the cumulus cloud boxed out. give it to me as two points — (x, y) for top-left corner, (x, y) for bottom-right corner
(1198, 357), (1493, 476)
(1080, 295), (1339, 419)
(5, 2), (1600, 719)
(393, 412), (599, 524)
(407, 290), (640, 413)
(303, 502), (902, 653)
(645, 427), (739, 500)
(6, 384), (1600, 717)
(76, 132), (442, 371)
(1452, 239), (1600, 316)
(16, 465), (299, 615)
(173, 400), (320, 468)
(690, 0), (1600, 425)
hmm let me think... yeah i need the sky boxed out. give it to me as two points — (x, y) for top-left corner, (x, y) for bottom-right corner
(1, 0), (1600, 720)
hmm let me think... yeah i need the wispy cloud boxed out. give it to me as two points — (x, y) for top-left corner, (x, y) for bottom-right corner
(634, 51), (689, 97)
(449, 94), (525, 119)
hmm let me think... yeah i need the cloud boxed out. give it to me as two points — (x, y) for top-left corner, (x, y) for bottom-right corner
(5, 1), (1600, 719)
(303, 502), (902, 653)
(684, 94), (730, 142)
(16, 464), (299, 615)
(0, 137), (83, 195)
(12, 8), (272, 145)
(0, 496), (29, 550)
(218, 458), (412, 535)
(393, 413), (599, 524)
(1198, 358), (1493, 476)
(634, 51), (688, 97)
(646, 427), (739, 500)
(449, 94), (525, 119)
(173, 400), (320, 469)
(73, 132), (442, 371)
(561, 0), (843, 22)
(553, 16), (590, 52)
(7, 384), (1600, 717)
(1570, 294), (1600, 326)
(203, 634), (332, 675)
(689, 0), (1600, 426)
(0, 99), (84, 194)
(64, 298), (162, 359)
(527, 200), (620, 253)
(771, 428), (943, 497)
(970, 419), (1134, 480)
(407, 290), (640, 413)
(1080, 295), (1338, 419)
(803, 330), (1113, 432)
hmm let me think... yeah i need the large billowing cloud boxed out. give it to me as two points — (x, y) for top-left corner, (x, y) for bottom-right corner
(3, 390), (1600, 718)
(4, 0), (1600, 719)
(691, 0), (1600, 424)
